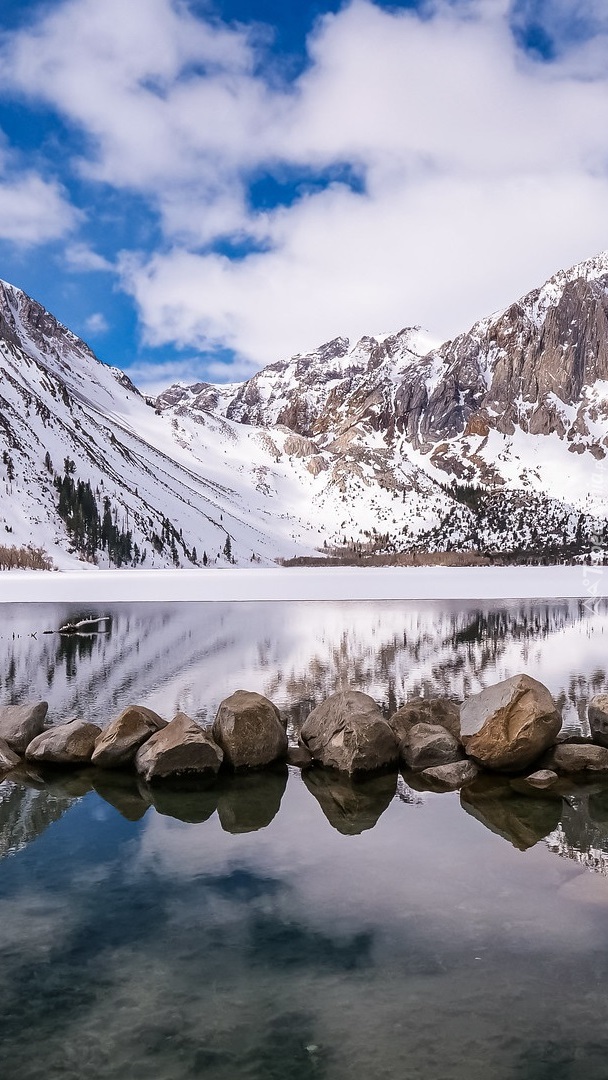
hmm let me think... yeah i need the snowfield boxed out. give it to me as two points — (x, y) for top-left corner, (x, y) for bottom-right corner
(0, 564), (606, 603)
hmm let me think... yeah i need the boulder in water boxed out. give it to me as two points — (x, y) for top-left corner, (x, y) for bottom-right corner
(460, 674), (561, 772)
(212, 690), (287, 769)
(300, 690), (398, 774)
(25, 718), (101, 765)
(92, 705), (166, 768)
(0, 702), (48, 753)
(135, 712), (223, 781)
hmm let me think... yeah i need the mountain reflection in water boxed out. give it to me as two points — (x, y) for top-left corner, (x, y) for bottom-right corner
(0, 598), (606, 734)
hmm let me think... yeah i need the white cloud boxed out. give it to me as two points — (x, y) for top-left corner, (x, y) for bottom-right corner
(4, 0), (608, 365)
(0, 168), (76, 245)
(66, 243), (113, 272)
(84, 311), (109, 334)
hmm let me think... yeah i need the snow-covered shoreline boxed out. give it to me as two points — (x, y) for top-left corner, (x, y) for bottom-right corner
(0, 564), (606, 604)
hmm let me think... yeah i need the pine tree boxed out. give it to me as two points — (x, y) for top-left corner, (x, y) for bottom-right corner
(223, 535), (232, 560)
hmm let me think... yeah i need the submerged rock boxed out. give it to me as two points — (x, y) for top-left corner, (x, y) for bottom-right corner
(420, 760), (479, 790)
(589, 695), (608, 748)
(460, 674), (561, 772)
(25, 718), (101, 765)
(92, 705), (166, 768)
(0, 737), (20, 772)
(212, 690), (287, 769)
(0, 702), (48, 754)
(300, 690), (398, 774)
(302, 767), (396, 834)
(389, 698), (461, 741)
(135, 712), (223, 782)
(401, 723), (463, 772)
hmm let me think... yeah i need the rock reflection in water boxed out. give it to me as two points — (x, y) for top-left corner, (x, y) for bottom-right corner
(216, 765), (288, 834)
(91, 770), (150, 822)
(302, 767), (397, 834)
(460, 775), (562, 852)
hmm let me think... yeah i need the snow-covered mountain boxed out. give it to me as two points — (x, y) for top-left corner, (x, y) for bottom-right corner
(1, 253), (608, 568)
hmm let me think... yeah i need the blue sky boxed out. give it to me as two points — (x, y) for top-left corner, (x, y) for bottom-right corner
(0, 0), (608, 391)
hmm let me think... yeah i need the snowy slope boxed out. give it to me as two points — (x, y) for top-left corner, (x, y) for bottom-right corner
(1, 252), (608, 568)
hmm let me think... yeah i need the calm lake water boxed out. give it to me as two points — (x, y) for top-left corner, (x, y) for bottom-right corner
(2, 598), (608, 1080)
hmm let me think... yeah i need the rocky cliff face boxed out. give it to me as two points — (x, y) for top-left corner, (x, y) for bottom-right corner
(1, 254), (608, 566)
(395, 253), (608, 461)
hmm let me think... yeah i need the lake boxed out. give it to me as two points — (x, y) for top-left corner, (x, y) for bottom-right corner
(2, 598), (608, 1079)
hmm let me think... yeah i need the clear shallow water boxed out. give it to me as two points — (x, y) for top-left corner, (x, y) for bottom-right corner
(4, 765), (608, 1079)
(2, 599), (608, 1079)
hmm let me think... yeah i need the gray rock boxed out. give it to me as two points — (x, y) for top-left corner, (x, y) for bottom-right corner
(460, 674), (561, 772)
(25, 718), (101, 764)
(401, 723), (464, 772)
(524, 769), (559, 789)
(92, 704), (166, 768)
(0, 737), (20, 772)
(542, 744), (608, 774)
(212, 690), (287, 769)
(0, 702), (48, 753)
(420, 760), (479, 790)
(300, 690), (398, 774)
(589, 695), (608, 748)
(135, 712), (223, 782)
(389, 698), (461, 741)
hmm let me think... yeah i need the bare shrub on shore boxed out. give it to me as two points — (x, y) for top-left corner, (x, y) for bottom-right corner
(0, 544), (54, 570)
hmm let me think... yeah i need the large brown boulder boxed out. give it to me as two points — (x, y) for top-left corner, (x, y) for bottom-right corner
(401, 723), (463, 772)
(135, 712), (223, 782)
(0, 702), (48, 753)
(92, 705), (166, 768)
(0, 737), (20, 772)
(25, 718), (101, 765)
(460, 674), (561, 772)
(212, 690), (287, 769)
(588, 695), (608, 748)
(300, 690), (398, 774)
(389, 698), (460, 741)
